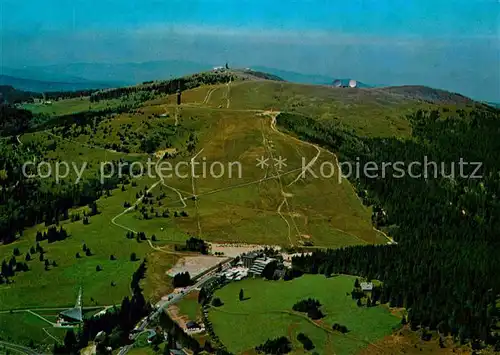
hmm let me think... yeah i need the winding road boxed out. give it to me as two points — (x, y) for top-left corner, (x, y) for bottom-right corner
(111, 181), (162, 234)
(202, 87), (218, 105)
(117, 260), (232, 355)
(268, 111), (396, 245)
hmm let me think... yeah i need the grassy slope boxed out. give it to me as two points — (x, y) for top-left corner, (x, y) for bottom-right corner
(208, 275), (399, 355)
(205, 80), (420, 138)
(128, 105), (383, 247)
(22, 97), (122, 116)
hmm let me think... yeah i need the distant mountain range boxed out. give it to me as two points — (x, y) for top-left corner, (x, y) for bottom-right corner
(1, 60), (213, 88)
(486, 101), (500, 108)
(250, 66), (372, 88)
(0, 74), (114, 93)
(6, 61), (496, 106)
(2, 61), (374, 92)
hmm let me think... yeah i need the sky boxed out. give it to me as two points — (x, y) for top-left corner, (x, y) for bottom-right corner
(1, 0), (499, 101)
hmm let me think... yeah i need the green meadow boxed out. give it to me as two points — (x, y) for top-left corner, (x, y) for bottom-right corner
(208, 275), (400, 355)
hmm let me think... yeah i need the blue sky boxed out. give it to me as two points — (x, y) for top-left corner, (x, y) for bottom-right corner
(1, 0), (499, 101)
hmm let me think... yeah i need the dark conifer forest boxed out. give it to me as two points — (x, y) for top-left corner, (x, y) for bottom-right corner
(89, 71), (234, 102)
(279, 108), (500, 347)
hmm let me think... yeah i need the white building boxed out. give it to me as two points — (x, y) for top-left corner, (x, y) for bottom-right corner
(360, 282), (373, 291)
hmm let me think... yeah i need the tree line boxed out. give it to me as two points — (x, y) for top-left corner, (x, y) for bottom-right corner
(174, 237), (209, 254)
(255, 336), (292, 354)
(292, 298), (324, 320)
(0, 85), (99, 105)
(35, 102), (138, 131)
(89, 71), (234, 102)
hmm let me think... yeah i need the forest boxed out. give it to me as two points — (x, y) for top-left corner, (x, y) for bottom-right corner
(279, 108), (500, 349)
(0, 85), (99, 105)
(89, 71), (234, 102)
(0, 127), (136, 245)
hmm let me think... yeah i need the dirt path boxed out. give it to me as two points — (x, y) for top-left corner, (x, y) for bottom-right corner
(161, 182), (188, 208)
(168, 304), (189, 329)
(174, 106), (180, 126)
(203, 87), (218, 105)
(190, 149), (205, 235)
(211, 307), (336, 335)
(110, 180), (184, 256)
(225, 78), (232, 108)
(158, 167), (304, 216)
(263, 111), (304, 246)
(0, 306), (107, 313)
(266, 111), (322, 187)
(153, 153), (189, 208)
(277, 198), (293, 245)
(374, 227), (397, 244)
(111, 180), (162, 234)
(268, 111), (395, 245)
(26, 310), (56, 326)
(42, 328), (62, 344)
(259, 120), (270, 180)
(261, 114), (293, 244)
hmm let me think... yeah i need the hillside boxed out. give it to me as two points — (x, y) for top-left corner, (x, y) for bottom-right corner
(1, 71), (497, 353)
(251, 66), (372, 87)
(20, 70), (485, 141)
(180, 78), (480, 137)
(377, 85), (476, 105)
